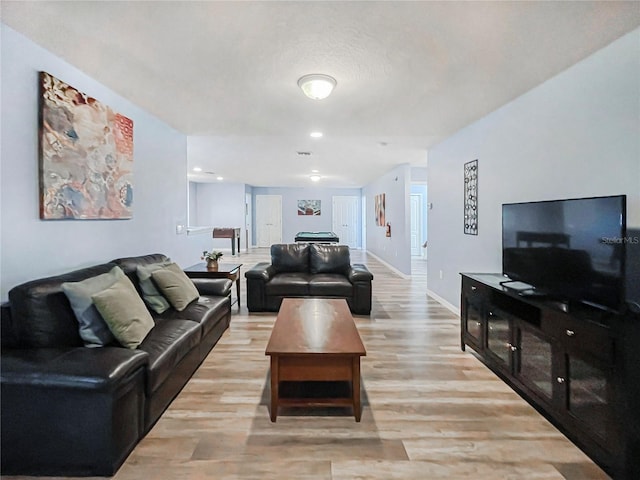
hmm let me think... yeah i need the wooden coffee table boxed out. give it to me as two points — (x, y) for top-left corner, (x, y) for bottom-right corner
(265, 298), (366, 422)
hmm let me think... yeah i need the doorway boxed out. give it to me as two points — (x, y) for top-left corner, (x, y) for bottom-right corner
(255, 195), (282, 247)
(410, 193), (424, 256)
(332, 196), (359, 248)
(245, 193), (252, 251)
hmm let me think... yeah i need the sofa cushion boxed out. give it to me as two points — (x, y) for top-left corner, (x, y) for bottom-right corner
(265, 273), (312, 296)
(92, 275), (155, 349)
(309, 244), (351, 274)
(151, 263), (200, 311)
(158, 295), (230, 338)
(9, 262), (117, 348)
(111, 253), (170, 290)
(308, 274), (354, 297)
(271, 243), (310, 273)
(61, 266), (126, 347)
(136, 319), (201, 394)
(136, 261), (172, 314)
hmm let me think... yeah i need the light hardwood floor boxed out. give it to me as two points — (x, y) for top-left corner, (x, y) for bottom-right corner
(7, 249), (610, 480)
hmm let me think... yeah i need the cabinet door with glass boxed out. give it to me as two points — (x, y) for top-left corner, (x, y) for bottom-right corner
(462, 298), (484, 352)
(559, 349), (620, 453)
(485, 308), (515, 374)
(514, 323), (555, 405)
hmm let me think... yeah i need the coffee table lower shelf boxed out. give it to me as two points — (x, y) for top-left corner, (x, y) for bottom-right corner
(276, 380), (353, 409)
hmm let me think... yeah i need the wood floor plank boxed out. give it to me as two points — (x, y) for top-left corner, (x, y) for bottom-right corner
(3, 249), (610, 479)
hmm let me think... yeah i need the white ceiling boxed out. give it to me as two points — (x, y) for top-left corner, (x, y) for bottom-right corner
(3, 1), (639, 187)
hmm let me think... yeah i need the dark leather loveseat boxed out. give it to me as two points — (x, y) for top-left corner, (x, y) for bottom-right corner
(0, 254), (232, 476)
(245, 243), (373, 314)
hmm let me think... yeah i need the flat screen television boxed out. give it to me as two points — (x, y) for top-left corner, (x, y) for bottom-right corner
(502, 195), (626, 312)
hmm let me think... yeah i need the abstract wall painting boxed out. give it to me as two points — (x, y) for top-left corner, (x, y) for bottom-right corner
(375, 193), (386, 226)
(39, 72), (134, 220)
(298, 199), (321, 216)
(464, 159), (478, 235)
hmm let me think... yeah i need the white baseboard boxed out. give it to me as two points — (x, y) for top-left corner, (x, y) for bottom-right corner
(365, 250), (411, 279)
(427, 288), (460, 317)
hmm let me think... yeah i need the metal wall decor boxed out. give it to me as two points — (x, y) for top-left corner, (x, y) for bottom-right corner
(464, 159), (478, 235)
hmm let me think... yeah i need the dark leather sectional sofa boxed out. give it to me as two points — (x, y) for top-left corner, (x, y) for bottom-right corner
(0, 254), (232, 476)
(245, 243), (374, 314)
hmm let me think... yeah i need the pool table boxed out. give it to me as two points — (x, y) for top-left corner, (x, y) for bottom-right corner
(294, 231), (340, 243)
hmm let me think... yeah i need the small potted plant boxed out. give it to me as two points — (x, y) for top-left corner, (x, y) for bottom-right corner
(202, 250), (223, 270)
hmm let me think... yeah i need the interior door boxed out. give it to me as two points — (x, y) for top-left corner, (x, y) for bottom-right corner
(245, 193), (252, 250)
(332, 196), (358, 248)
(410, 194), (422, 256)
(256, 195), (282, 247)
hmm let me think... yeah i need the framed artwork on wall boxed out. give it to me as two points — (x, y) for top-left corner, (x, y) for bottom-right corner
(298, 199), (321, 216)
(375, 193), (386, 226)
(39, 72), (134, 220)
(464, 159), (478, 235)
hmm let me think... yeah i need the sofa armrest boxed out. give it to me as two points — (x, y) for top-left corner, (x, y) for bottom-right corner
(191, 278), (232, 297)
(1, 347), (148, 476)
(348, 264), (374, 283)
(244, 263), (276, 282)
(1, 347), (148, 391)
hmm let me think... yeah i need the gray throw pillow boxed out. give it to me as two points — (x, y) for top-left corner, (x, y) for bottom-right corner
(92, 275), (155, 349)
(150, 263), (200, 311)
(136, 261), (172, 313)
(61, 266), (125, 347)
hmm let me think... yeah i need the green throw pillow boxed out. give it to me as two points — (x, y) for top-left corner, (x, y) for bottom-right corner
(150, 263), (199, 311)
(92, 275), (155, 349)
(136, 261), (172, 313)
(61, 266), (125, 347)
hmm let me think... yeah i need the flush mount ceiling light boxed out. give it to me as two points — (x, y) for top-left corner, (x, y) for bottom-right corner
(192, 167), (202, 172)
(309, 174), (322, 182)
(298, 74), (336, 100)
(310, 131), (323, 138)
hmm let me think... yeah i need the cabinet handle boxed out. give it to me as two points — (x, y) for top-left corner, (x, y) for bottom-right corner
(471, 286), (477, 291)
(565, 329), (575, 337)
(476, 321), (482, 327)
(556, 377), (566, 384)
(488, 311), (494, 316)
(507, 343), (517, 352)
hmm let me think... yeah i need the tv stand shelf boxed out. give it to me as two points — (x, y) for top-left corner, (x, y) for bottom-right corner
(460, 273), (639, 479)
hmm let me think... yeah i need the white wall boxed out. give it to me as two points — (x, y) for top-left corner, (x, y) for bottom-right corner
(363, 164), (412, 275)
(190, 181), (247, 253)
(427, 28), (640, 308)
(251, 186), (362, 245)
(0, 25), (193, 300)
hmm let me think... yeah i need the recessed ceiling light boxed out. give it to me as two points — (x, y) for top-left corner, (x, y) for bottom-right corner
(310, 132), (323, 138)
(216, 176), (223, 181)
(192, 167), (202, 172)
(311, 169), (319, 173)
(310, 174), (321, 182)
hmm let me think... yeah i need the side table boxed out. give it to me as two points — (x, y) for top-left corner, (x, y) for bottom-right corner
(184, 263), (242, 310)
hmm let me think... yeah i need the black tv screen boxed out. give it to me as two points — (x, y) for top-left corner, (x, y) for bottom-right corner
(502, 195), (626, 312)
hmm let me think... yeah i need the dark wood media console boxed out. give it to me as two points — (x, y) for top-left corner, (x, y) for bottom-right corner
(460, 273), (639, 480)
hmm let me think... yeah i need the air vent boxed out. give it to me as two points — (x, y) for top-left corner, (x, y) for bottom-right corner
(204, 171), (216, 175)
(297, 151), (312, 156)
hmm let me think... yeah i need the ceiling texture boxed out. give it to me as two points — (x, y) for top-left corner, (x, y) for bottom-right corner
(2, 1), (639, 187)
